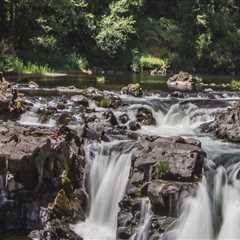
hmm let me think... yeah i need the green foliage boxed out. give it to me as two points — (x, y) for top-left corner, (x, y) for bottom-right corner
(96, 75), (106, 83)
(95, 0), (140, 55)
(158, 160), (170, 178)
(64, 53), (89, 71)
(96, 96), (112, 108)
(131, 50), (169, 74)
(6, 57), (53, 74)
(1, 0), (240, 74)
(230, 80), (240, 91)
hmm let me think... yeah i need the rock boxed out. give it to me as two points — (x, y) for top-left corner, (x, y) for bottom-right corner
(71, 95), (89, 107)
(57, 112), (74, 125)
(28, 81), (39, 89)
(204, 102), (240, 142)
(167, 71), (197, 92)
(129, 121), (141, 131)
(148, 180), (197, 216)
(136, 107), (156, 125)
(121, 83), (143, 97)
(119, 113), (130, 124)
(95, 94), (121, 109)
(133, 136), (205, 181)
(0, 125), (85, 232)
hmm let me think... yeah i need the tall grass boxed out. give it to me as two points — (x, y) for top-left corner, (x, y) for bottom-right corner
(6, 57), (53, 74)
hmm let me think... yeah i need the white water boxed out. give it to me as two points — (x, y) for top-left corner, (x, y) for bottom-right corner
(170, 163), (240, 240)
(137, 102), (214, 137)
(131, 198), (152, 240)
(73, 142), (132, 240)
(18, 102), (56, 127)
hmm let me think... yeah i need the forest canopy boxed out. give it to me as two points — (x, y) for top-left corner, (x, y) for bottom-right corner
(1, 0), (240, 74)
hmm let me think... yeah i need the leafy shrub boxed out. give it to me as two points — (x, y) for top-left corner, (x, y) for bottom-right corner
(7, 57), (53, 74)
(64, 53), (89, 71)
(131, 50), (169, 74)
(96, 96), (112, 108)
(230, 80), (240, 91)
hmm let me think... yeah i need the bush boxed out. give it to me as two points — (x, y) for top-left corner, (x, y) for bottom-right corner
(6, 57), (53, 74)
(131, 50), (169, 74)
(230, 80), (240, 91)
(64, 53), (89, 71)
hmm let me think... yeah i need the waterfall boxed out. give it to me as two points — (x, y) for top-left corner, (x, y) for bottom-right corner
(131, 198), (152, 240)
(73, 141), (133, 240)
(136, 102), (215, 137)
(170, 163), (240, 240)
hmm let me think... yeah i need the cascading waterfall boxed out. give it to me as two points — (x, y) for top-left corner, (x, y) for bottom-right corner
(135, 102), (215, 137)
(169, 162), (240, 240)
(73, 141), (133, 240)
(18, 102), (56, 127)
(131, 198), (152, 240)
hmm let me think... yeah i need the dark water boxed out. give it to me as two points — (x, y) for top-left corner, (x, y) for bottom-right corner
(9, 72), (238, 91)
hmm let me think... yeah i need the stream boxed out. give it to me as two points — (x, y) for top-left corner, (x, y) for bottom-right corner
(2, 74), (240, 240)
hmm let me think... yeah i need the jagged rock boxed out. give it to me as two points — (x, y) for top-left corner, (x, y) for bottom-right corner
(136, 107), (156, 125)
(0, 125), (85, 232)
(71, 95), (89, 107)
(205, 102), (240, 142)
(133, 136), (205, 181)
(148, 180), (197, 216)
(95, 94), (121, 109)
(121, 83), (143, 97)
(129, 121), (141, 131)
(167, 72), (197, 92)
(119, 113), (130, 124)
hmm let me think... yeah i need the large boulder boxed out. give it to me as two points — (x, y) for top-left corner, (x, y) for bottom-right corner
(148, 180), (197, 216)
(133, 136), (205, 181)
(0, 125), (85, 233)
(167, 71), (197, 92)
(214, 102), (240, 142)
(121, 83), (143, 97)
(136, 107), (156, 126)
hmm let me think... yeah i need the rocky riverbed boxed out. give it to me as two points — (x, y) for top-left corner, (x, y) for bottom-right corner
(1, 72), (240, 240)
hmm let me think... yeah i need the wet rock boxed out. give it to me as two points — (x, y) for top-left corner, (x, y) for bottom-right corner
(167, 72), (197, 92)
(28, 81), (39, 89)
(129, 121), (141, 131)
(0, 125), (85, 232)
(95, 94), (121, 109)
(119, 113), (130, 124)
(136, 107), (156, 125)
(148, 180), (197, 216)
(103, 111), (118, 126)
(57, 112), (74, 125)
(133, 136), (205, 181)
(71, 95), (89, 107)
(204, 102), (240, 142)
(121, 83), (143, 97)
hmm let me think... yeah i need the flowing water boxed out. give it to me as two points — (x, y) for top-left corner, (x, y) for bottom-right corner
(131, 198), (152, 240)
(165, 163), (240, 240)
(12, 78), (240, 240)
(73, 141), (133, 240)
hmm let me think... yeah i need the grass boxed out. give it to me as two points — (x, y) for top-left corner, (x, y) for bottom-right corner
(131, 50), (169, 74)
(158, 160), (170, 178)
(8, 57), (53, 74)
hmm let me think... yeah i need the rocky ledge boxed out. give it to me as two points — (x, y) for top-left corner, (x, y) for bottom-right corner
(202, 101), (240, 143)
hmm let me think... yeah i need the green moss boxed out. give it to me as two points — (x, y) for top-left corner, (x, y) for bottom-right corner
(96, 96), (112, 108)
(158, 160), (170, 178)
